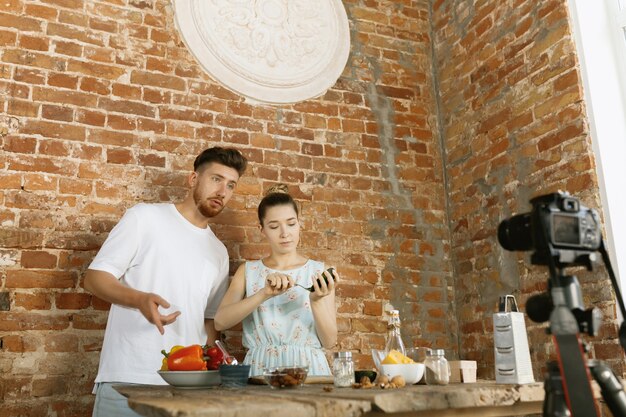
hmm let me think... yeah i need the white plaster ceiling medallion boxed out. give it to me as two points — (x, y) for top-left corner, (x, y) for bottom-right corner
(173, 0), (351, 104)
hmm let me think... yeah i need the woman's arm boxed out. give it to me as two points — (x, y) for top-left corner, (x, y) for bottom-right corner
(309, 269), (338, 349)
(204, 319), (220, 346)
(214, 265), (293, 331)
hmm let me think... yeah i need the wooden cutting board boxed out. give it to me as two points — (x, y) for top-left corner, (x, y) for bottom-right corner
(249, 375), (334, 385)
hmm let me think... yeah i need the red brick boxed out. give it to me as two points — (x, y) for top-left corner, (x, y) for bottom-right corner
(24, 3), (56, 19)
(14, 68), (45, 84)
(537, 123), (584, 152)
(42, 104), (73, 122)
(76, 109), (106, 126)
(14, 292), (51, 310)
(67, 58), (125, 79)
(47, 72), (79, 89)
(54, 40), (82, 56)
(0, 334), (41, 352)
(7, 99), (39, 117)
(3, 136), (37, 154)
(21, 120), (86, 141)
(130, 70), (186, 91)
(33, 86), (96, 106)
(21, 251), (58, 268)
(112, 83), (141, 100)
(0, 29), (17, 46)
(19, 34), (49, 51)
(0, 12), (42, 31)
(39, 137), (71, 155)
(55, 293), (91, 310)
(83, 45), (114, 63)
(71, 312), (107, 330)
(216, 114), (263, 132)
(1, 376), (34, 400)
(0, 312), (70, 331)
(59, 178), (92, 195)
(160, 108), (213, 124)
(32, 376), (69, 397)
(89, 3), (143, 23)
(89, 17), (118, 33)
(143, 87), (171, 104)
(4, 48), (67, 71)
(107, 114), (136, 131)
(98, 97), (155, 117)
(47, 22), (105, 46)
(6, 270), (77, 288)
(137, 117), (165, 134)
(553, 69), (579, 92)
(138, 152), (165, 167)
(106, 147), (135, 164)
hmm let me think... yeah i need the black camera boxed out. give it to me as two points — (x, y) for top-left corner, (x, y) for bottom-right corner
(497, 192), (602, 268)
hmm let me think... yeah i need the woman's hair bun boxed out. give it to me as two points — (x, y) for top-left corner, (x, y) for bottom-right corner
(265, 183), (289, 196)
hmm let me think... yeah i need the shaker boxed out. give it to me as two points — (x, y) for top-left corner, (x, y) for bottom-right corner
(333, 351), (355, 387)
(424, 349), (450, 385)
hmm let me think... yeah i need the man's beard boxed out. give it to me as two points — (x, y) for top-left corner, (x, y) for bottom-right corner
(193, 188), (223, 218)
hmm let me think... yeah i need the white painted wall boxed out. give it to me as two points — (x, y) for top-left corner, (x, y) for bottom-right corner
(568, 0), (626, 301)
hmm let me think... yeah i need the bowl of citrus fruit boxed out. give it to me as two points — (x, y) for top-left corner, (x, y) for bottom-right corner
(377, 349), (424, 385)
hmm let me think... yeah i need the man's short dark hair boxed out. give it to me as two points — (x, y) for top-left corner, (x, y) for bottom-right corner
(194, 147), (247, 176)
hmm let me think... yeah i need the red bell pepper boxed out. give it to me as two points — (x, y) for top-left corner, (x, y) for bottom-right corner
(166, 344), (207, 371)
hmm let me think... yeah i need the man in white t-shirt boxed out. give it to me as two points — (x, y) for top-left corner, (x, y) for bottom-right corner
(84, 147), (247, 417)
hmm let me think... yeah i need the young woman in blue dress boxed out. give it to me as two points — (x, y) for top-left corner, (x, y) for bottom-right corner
(214, 184), (337, 376)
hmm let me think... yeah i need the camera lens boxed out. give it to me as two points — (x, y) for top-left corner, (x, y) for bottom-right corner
(497, 213), (534, 251)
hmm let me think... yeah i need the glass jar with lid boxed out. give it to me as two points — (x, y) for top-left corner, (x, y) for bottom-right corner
(424, 349), (450, 385)
(333, 351), (355, 387)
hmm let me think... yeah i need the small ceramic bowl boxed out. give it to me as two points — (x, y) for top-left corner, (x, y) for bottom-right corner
(264, 366), (308, 389)
(219, 364), (251, 387)
(157, 370), (220, 388)
(354, 369), (377, 383)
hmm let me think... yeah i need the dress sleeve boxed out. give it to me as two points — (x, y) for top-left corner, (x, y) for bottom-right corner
(88, 207), (140, 279)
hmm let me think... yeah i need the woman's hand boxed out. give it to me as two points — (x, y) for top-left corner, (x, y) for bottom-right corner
(264, 272), (294, 297)
(310, 269), (336, 301)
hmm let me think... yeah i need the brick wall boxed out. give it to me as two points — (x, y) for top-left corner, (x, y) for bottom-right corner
(0, 0), (622, 415)
(432, 0), (624, 379)
(0, 1), (456, 415)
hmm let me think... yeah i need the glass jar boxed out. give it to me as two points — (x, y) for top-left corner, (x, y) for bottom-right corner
(333, 351), (355, 387)
(385, 309), (406, 356)
(424, 349), (450, 385)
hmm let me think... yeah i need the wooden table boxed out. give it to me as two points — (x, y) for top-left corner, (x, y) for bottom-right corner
(115, 381), (546, 417)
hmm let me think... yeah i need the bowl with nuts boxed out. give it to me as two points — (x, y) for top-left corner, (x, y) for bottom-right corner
(264, 366), (308, 389)
(380, 363), (424, 385)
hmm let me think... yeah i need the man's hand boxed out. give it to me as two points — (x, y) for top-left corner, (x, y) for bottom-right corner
(138, 293), (181, 335)
(84, 269), (180, 334)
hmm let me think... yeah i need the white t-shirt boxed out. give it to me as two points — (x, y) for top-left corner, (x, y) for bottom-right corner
(89, 203), (229, 386)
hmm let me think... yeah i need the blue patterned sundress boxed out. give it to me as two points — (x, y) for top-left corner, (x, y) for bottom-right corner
(242, 259), (332, 377)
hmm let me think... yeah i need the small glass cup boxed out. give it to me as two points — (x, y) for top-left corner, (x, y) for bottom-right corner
(264, 366), (309, 389)
(406, 347), (431, 363)
(371, 349), (386, 371)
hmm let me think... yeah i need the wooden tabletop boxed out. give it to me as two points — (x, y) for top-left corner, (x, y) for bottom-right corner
(115, 381), (545, 417)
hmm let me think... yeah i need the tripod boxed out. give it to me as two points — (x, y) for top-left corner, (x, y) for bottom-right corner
(533, 242), (626, 417)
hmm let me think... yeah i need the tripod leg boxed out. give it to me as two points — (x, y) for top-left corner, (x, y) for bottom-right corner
(544, 361), (571, 417)
(589, 359), (626, 417)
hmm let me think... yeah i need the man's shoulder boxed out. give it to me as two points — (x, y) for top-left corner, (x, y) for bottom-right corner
(126, 202), (172, 216)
